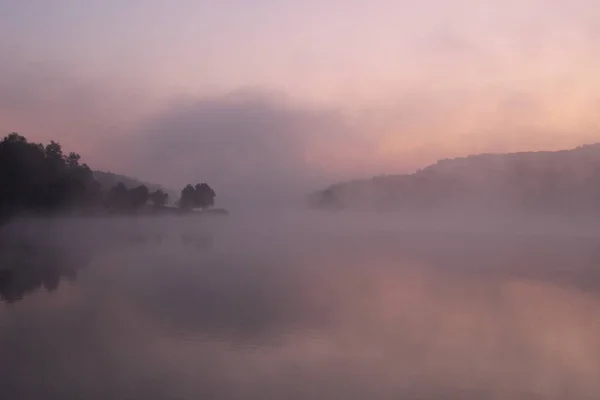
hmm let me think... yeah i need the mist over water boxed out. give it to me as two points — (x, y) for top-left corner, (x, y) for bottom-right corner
(1, 213), (600, 400)
(4, 0), (600, 398)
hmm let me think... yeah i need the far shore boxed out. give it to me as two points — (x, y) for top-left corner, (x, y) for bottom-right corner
(82, 206), (230, 217)
(1, 206), (229, 224)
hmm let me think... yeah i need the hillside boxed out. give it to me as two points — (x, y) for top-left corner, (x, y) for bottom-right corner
(93, 171), (176, 199)
(312, 144), (600, 212)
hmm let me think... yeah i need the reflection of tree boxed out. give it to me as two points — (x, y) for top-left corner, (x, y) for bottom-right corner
(0, 240), (90, 303)
(94, 231), (215, 251)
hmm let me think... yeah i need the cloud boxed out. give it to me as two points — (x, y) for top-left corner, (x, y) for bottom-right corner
(118, 90), (379, 208)
(0, 58), (157, 164)
(4, 8), (600, 211)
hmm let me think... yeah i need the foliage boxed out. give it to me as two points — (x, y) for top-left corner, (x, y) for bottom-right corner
(93, 170), (165, 194)
(179, 182), (216, 209)
(0, 132), (218, 222)
(314, 145), (600, 212)
(0, 133), (100, 218)
(106, 183), (150, 212)
(149, 189), (169, 207)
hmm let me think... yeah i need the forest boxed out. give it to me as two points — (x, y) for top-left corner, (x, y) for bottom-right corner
(0, 133), (218, 223)
(313, 144), (600, 213)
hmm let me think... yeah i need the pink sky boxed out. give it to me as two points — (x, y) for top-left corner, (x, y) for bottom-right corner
(2, 0), (600, 197)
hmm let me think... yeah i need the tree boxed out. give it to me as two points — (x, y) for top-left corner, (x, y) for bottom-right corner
(107, 183), (149, 211)
(178, 182), (216, 210)
(194, 183), (216, 209)
(149, 189), (169, 207)
(44, 141), (63, 165)
(107, 182), (128, 210)
(179, 184), (196, 209)
(0, 133), (101, 219)
(129, 185), (149, 209)
(65, 152), (81, 168)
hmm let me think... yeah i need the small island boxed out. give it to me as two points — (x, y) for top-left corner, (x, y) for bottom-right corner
(0, 132), (229, 224)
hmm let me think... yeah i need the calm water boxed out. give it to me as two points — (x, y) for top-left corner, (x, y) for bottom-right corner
(1, 215), (600, 399)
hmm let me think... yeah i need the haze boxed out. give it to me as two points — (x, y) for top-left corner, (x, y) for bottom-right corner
(2, 213), (600, 399)
(4, 2), (600, 398)
(3, 0), (600, 204)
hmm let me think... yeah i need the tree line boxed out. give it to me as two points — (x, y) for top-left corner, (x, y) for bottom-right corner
(0, 133), (217, 221)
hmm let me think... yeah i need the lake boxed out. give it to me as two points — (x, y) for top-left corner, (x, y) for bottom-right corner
(1, 214), (600, 399)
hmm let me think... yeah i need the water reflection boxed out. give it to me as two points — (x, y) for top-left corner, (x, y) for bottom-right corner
(0, 239), (91, 303)
(0, 221), (600, 399)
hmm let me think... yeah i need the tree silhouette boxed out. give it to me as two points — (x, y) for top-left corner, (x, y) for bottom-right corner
(106, 182), (129, 210)
(106, 183), (150, 211)
(0, 133), (99, 220)
(0, 132), (222, 222)
(179, 184), (196, 209)
(130, 185), (149, 209)
(195, 183), (216, 209)
(149, 189), (169, 207)
(179, 183), (216, 210)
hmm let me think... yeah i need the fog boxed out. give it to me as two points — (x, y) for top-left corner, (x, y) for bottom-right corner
(4, 1), (600, 398)
(3, 70), (600, 397)
(122, 91), (375, 209)
(1, 211), (600, 400)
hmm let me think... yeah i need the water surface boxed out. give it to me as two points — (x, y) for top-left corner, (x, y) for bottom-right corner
(1, 215), (600, 399)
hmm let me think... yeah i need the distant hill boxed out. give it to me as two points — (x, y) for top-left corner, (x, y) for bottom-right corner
(93, 171), (176, 199)
(312, 144), (600, 212)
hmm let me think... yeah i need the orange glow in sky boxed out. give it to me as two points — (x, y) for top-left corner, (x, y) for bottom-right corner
(2, 0), (600, 189)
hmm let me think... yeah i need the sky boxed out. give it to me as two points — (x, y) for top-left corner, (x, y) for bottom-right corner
(2, 0), (600, 203)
